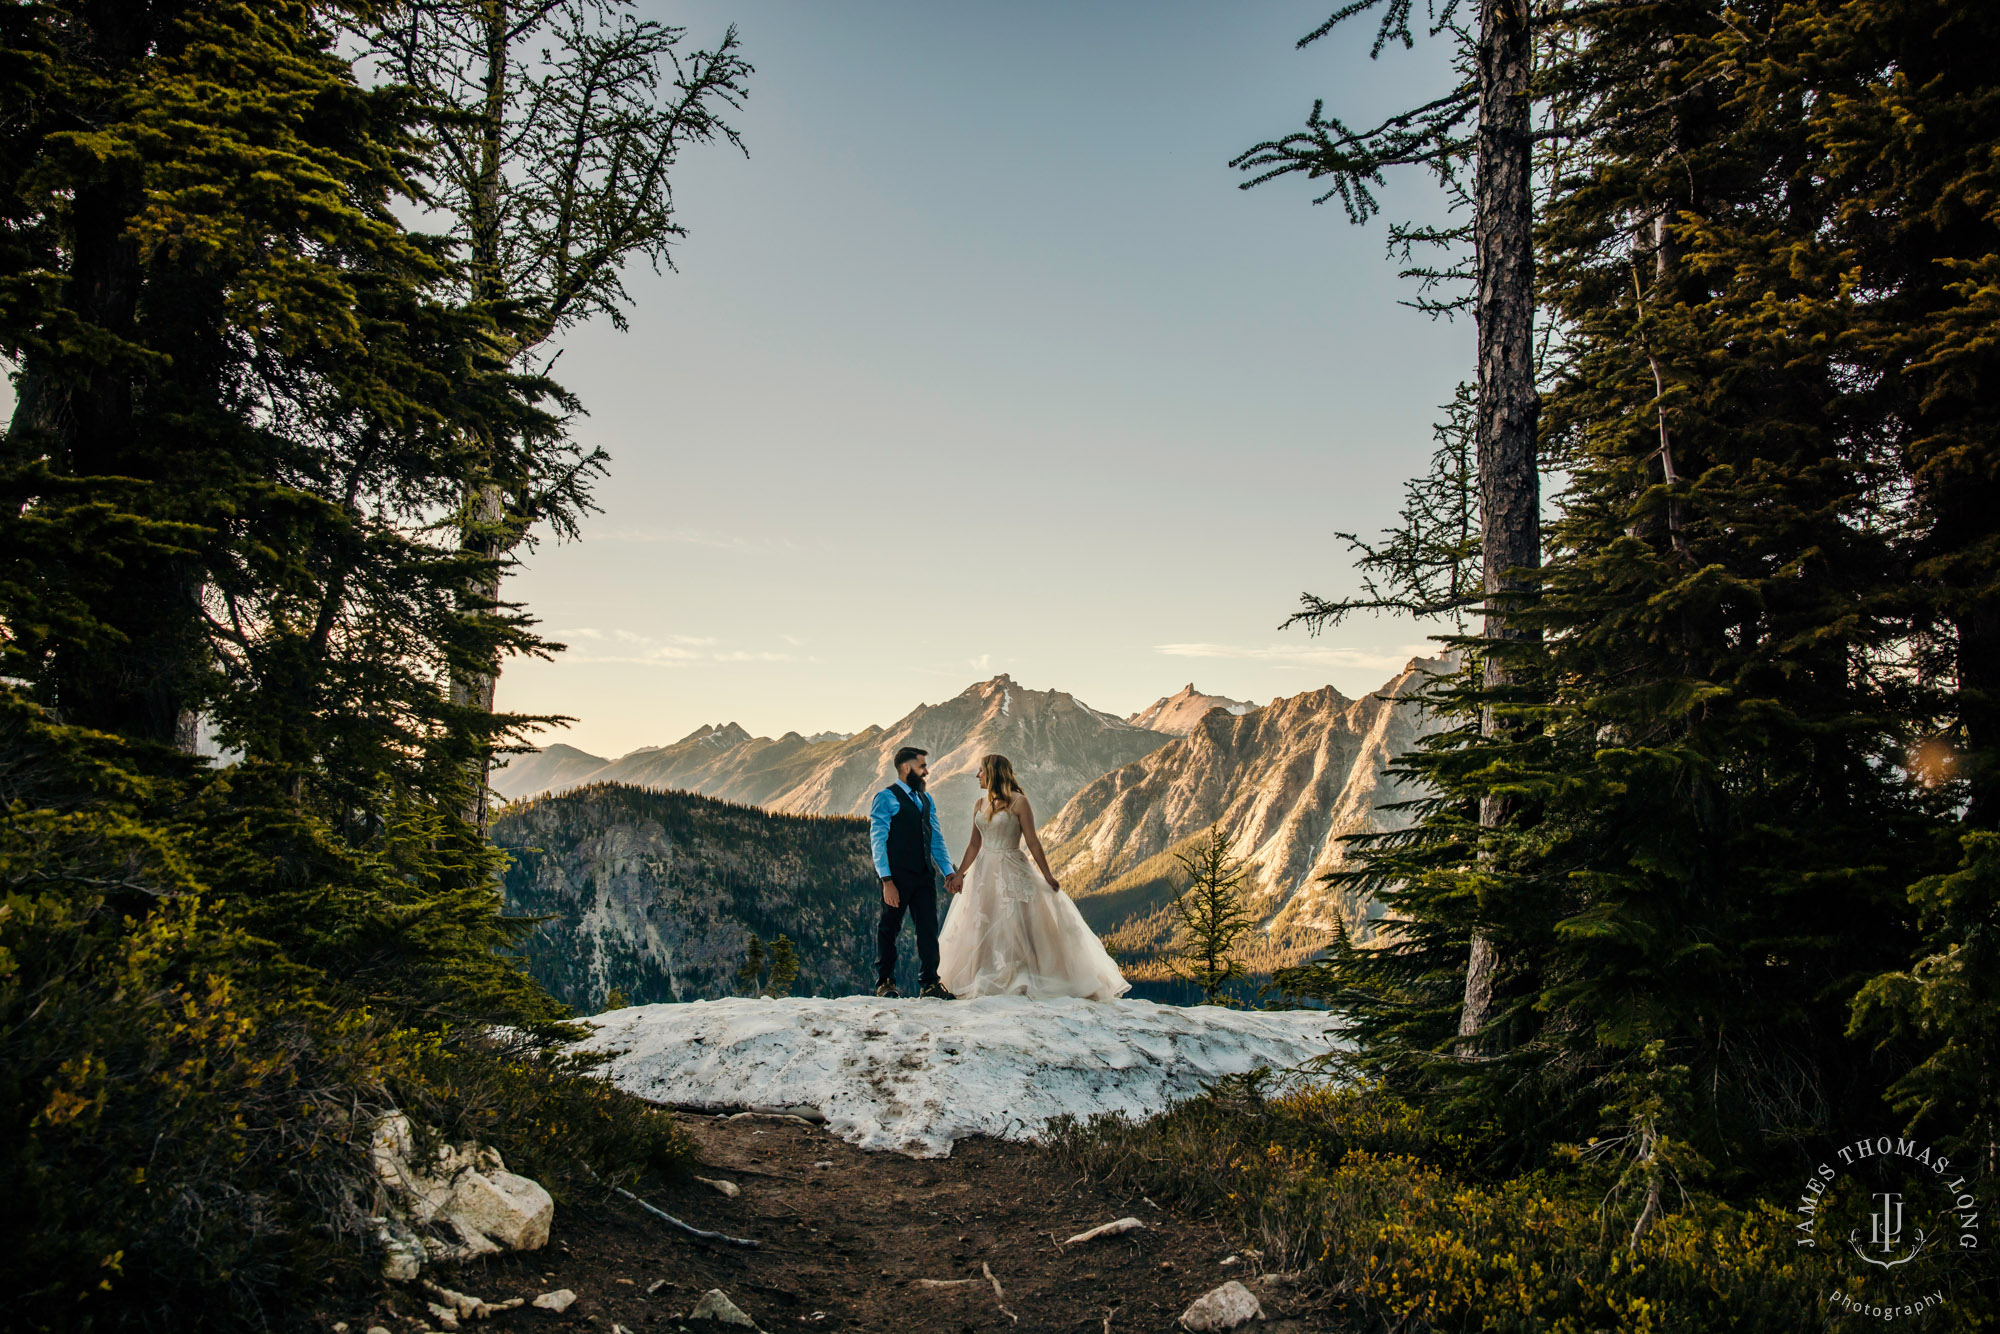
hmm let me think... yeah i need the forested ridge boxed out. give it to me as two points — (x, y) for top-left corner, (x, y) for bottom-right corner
(494, 784), (883, 1009)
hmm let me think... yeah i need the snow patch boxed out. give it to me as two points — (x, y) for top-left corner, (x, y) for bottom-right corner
(574, 995), (1345, 1157)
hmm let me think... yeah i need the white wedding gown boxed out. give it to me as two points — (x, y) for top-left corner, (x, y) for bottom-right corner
(936, 802), (1130, 1001)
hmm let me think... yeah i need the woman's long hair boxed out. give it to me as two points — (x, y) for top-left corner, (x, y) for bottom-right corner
(980, 753), (1024, 813)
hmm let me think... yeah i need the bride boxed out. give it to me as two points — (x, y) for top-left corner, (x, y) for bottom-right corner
(936, 754), (1130, 1001)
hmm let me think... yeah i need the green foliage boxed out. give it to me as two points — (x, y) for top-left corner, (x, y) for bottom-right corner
(1049, 1076), (1975, 1333)
(766, 934), (799, 997)
(1294, 0), (2000, 1187)
(1167, 828), (1257, 1004)
(0, 3), (678, 1327)
(1852, 832), (2000, 1163)
(737, 931), (766, 995)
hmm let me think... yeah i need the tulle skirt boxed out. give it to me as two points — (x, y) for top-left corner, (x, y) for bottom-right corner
(937, 847), (1130, 1001)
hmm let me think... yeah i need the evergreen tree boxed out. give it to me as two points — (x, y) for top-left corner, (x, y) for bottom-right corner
(1311, 0), (1966, 1182)
(1167, 829), (1257, 1005)
(766, 934), (799, 998)
(346, 0), (751, 821)
(0, 3), (651, 1321)
(737, 931), (766, 995)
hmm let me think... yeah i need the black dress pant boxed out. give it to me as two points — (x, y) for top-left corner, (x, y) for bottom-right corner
(877, 872), (940, 987)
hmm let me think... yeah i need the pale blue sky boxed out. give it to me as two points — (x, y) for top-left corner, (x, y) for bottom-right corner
(7, 3), (1470, 755)
(495, 1), (1472, 756)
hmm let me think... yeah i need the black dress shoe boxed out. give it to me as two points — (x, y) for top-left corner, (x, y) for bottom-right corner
(919, 982), (956, 1000)
(874, 979), (901, 998)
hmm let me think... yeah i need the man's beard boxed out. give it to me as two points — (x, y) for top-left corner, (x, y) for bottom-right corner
(907, 772), (927, 792)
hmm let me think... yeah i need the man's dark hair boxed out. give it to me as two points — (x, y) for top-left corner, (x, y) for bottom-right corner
(892, 746), (928, 769)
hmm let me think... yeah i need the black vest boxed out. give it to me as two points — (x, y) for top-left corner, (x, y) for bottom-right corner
(884, 785), (936, 886)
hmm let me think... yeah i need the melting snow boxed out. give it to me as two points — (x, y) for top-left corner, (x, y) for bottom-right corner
(574, 995), (1345, 1157)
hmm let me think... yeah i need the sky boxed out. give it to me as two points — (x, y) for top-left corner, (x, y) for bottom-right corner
(499, 0), (1473, 757)
(8, 2), (1472, 757)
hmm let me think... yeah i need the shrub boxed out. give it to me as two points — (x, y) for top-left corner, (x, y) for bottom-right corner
(1049, 1073), (1990, 1333)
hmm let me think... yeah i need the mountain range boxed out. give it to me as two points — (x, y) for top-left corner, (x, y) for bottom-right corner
(492, 675), (1181, 857)
(491, 660), (1447, 1003)
(1125, 684), (1259, 735)
(1045, 657), (1446, 973)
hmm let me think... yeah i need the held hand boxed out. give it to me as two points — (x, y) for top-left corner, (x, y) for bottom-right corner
(881, 879), (900, 908)
(946, 871), (964, 895)
(1044, 875), (1060, 893)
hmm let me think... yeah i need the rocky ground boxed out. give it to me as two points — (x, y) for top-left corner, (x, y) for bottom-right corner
(315, 1110), (1333, 1334)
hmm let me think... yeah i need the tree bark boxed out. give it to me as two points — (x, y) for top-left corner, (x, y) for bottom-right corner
(450, 0), (515, 830)
(1459, 0), (1541, 1050)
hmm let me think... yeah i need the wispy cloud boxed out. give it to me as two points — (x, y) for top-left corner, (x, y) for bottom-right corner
(560, 628), (793, 668)
(969, 653), (992, 673)
(1154, 642), (1429, 672)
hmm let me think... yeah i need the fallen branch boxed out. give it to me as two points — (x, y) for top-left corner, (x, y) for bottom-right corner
(612, 1185), (762, 1249)
(1064, 1217), (1146, 1246)
(983, 1262), (1018, 1324)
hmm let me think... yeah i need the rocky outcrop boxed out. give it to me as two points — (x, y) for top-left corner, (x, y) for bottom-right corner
(367, 1113), (552, 1280)
(1043, 657), (1448, 967)
(1126, 684), (1259, 735)
(492, 785), (883, 1010)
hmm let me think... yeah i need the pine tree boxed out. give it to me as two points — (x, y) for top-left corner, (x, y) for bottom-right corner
(737, 932), (766, 995)
(767, 935), (799, 998)
(1316, 0), (1952, 1178)
(1167, 830), (1257, 1005)
(0, 3), (625, 1319)
(346, 1), (751, 821)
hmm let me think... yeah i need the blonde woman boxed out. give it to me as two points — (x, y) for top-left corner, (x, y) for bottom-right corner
(935, 754), (1130, 1001)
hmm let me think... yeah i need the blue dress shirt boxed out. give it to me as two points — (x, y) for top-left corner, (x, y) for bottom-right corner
(869, 780), (956, 881)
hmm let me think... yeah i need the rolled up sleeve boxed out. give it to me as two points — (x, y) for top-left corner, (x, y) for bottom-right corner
(869, 788), (894, 878)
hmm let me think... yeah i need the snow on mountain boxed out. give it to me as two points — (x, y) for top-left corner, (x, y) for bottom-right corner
(1045, 657), (1450, 969)
(1126, 684), (1260, 736)
(575, 995), (1345, 1157)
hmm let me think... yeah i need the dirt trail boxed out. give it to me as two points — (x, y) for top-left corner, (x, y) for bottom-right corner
(322, 1112), (1330, 1333)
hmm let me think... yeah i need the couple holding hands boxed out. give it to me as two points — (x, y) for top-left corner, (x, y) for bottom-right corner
(868, 745), (1129, 1003)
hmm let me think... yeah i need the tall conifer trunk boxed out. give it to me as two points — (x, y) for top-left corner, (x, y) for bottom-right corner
(450, 0), (515, 830)
(1459, 0), (1540, 1048)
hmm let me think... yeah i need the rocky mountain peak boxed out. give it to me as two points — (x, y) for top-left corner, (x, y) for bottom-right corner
(1127, 684), (1261, 736)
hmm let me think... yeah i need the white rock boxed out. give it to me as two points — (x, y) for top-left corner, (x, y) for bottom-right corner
(689, 1288), (758, 1327)
(1064, 1216), (1146, 1246)
(695, 1175), (741, 1199)
(372, 1216), (427, 1282)
(366, 1327), (391, 1334)
(533, 1289), (577, 1312)
(1180, 1281), (1264, 1332)
(446, 1169), (553, 1251)
(426, 1300), (461, 1331)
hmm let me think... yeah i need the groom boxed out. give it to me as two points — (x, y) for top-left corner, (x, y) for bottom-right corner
(869, 745), (962, 999)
